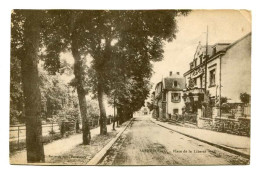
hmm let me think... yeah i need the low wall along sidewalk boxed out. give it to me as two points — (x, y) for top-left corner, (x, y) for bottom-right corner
(150, 117), (250, 158)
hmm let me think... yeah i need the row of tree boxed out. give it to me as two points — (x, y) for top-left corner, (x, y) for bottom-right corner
(11, 10), (189, 162)
(11, 56), (103, 125)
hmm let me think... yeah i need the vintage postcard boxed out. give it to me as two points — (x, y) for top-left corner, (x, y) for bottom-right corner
(10, 9), (251, 165)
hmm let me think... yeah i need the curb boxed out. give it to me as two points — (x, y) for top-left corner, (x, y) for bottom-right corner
(87, 118), (134, 165)
(150, 119), (250, 159)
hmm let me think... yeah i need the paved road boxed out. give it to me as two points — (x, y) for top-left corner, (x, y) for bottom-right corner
(100, 115), (249, 165)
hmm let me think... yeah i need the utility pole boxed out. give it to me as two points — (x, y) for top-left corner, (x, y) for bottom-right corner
(204, 26), (209, 118)
(219, 54), (222, 119)
(204, 26), (208, 92)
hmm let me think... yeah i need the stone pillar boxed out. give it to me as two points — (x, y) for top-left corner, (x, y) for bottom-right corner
(212, 107), (219, 124)
(197, 108), (203, 128)
(235, 105), (243, 119)
(212, 107), (219, 118)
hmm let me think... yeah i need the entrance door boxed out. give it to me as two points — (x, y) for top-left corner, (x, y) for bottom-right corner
(173, 109), (179, 114)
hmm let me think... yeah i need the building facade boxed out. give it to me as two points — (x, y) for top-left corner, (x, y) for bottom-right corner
(153, 72), (185, 120)
(183, 33), (251, 132)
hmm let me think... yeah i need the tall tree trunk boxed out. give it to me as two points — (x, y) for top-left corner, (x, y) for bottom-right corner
(71, 35), (91, 145)
(97, 79), (107, 135)
(21, 11), (45, 163)
(96, 38), (114, 134)
(77, 89), (91, 144)
(118, 107), (123, 125)
(112, 97), (116, 130)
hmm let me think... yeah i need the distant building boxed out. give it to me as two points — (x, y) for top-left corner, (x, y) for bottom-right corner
(153, 71), (185, 120)
(135, 107), (149, 116)
(143, 107), (149, 115)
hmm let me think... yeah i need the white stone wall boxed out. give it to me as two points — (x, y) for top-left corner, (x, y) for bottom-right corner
(221, 34), (251, 103)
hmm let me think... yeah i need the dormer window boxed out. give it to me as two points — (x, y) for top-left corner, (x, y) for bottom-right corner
(213, 47), (217, 55)
(190, 62), (193, 70)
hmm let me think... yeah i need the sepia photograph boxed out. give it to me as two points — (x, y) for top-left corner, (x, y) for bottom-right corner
(9, 9), (251, 166)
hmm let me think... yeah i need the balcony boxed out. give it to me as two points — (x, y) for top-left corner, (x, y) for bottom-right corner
(183, 87), (205, 95)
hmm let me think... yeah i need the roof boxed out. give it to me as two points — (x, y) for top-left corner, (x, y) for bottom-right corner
(155, 81), (162, 90)
(206, 32), (251, 62)
(163, 77), (185, 91)
(222, 32), (251, 52)
(184, 32), (251, 76)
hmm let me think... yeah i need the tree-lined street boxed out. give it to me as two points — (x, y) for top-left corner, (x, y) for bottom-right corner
(10, 10), (189, 163)
(10, 10), (251, 166)
(100, 115), (249, 165)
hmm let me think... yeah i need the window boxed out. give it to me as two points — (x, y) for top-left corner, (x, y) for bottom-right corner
(209, 69), (216, 86)
(174, 81), (178, 87)
(173, 109), (179, 114)
(171, 93), (181, 103)
(200, 75), (203, 88)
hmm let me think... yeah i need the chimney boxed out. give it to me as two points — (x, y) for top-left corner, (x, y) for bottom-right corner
(169, 71), (173, 76)
(176, 72), (180, 75)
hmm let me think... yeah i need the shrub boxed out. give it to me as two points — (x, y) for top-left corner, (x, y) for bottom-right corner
(240, 93), (250, 104)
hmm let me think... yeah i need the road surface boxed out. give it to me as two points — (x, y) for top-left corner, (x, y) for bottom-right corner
(99, 115), (249, 165)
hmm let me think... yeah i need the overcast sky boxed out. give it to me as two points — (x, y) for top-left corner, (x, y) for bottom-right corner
(150, 10), (251, 91)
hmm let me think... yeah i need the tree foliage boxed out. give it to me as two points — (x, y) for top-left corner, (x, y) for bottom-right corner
(87, 10), (190, 122)
(39, 67), (79, 122)
(10, 55), (24, 124)
(240, 92), (250, 104)
(10, 11), (26, 124)
(40, 10), (190, 134)
(11, 10), (190, 147)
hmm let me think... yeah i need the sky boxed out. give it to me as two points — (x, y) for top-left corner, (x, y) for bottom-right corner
(60, 10), (251, 111)
(150, 10), (251, 92)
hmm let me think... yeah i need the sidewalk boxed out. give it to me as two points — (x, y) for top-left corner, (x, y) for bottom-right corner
(10, 123), (120, 164)
(150, 117), (250, 158)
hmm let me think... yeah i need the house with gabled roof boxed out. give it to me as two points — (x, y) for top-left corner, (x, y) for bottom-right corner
(153, 71), (185, 120)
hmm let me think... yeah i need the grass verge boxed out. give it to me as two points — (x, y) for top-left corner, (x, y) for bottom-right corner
(45, 130), (120, 165)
